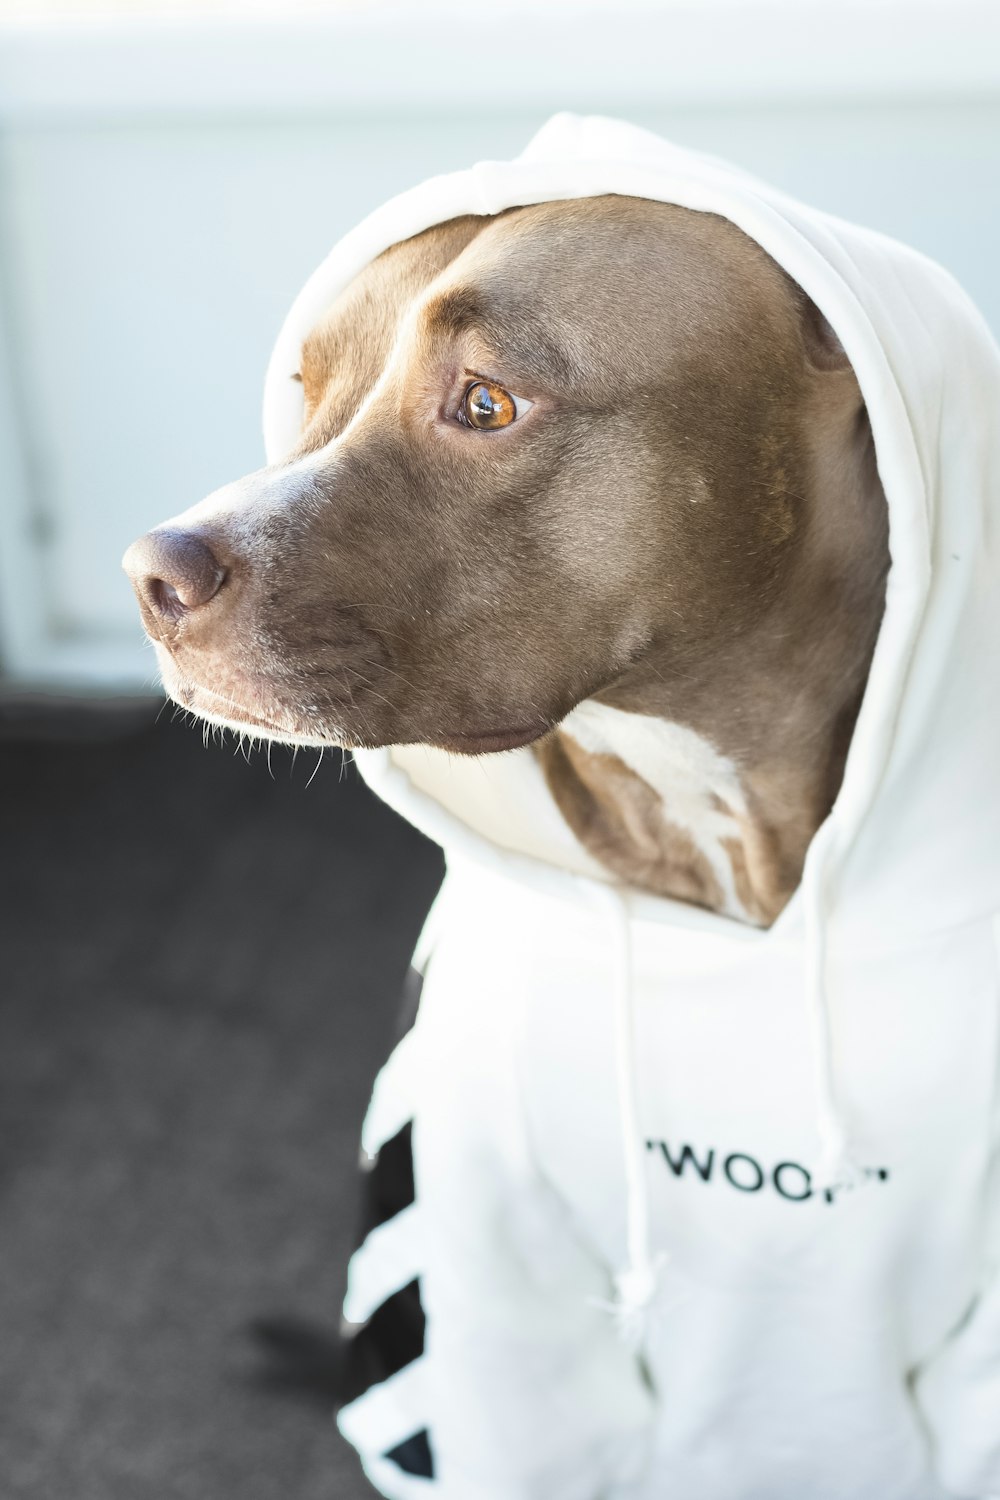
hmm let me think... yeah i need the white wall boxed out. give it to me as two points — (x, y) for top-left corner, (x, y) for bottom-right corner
(1, 3), (999, 690)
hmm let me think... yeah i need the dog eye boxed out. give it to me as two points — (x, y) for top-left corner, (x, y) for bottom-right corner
(459, 380), (530, 430)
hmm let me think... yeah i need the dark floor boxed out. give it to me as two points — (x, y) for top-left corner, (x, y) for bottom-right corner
(0, 695), (444, 1500)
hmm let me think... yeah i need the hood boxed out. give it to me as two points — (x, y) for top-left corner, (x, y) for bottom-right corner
(263, 113), (1000, 957)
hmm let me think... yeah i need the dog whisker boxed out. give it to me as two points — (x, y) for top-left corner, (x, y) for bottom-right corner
(341, 668), (397, 719)
(361, 659), (415, 695)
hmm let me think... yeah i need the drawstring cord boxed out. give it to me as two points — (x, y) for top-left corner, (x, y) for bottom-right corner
(803, 862), (870, 1193)
(586, 881), (667, 1349)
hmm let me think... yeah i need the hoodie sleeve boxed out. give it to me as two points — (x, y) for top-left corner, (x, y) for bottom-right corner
(913, 968), (1000, 1499)
(419, 947), (656, 1500)
(339, 929), (655, 1500)
(914, 1205), (1000, 1498)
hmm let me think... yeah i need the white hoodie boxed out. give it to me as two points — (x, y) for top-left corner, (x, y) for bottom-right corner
(262, 117), (1000, 1500)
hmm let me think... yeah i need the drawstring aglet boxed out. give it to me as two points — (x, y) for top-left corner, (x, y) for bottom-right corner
(814, 1118), (872, 1195)
(590, 1253), (670, 1350)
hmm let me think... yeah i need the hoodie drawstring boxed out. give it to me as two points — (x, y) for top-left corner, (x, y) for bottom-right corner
(586, 854), (869, 1349)
(587, 881), (667, 1349)
(802, 865), (870, 1193)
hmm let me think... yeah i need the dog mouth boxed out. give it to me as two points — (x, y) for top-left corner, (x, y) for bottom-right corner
(179, 690), (546, 757)
(162, 659), (548, 758)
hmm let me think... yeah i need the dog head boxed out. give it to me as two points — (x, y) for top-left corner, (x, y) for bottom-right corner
(124, 195), (870, 754)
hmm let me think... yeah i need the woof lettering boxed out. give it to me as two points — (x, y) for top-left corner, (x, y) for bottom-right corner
(646, 1139), (889, 1204)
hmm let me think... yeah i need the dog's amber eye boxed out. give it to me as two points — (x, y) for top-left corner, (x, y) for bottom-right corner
(461, 380), (518, 430)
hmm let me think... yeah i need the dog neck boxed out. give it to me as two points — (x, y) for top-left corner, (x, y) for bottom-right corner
(545, 680), (856, 928)
(557, 701), (755, 920)
(538, 398), (888, 928)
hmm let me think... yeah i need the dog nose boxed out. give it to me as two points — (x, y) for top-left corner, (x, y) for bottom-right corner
(123, 528), (227, 630)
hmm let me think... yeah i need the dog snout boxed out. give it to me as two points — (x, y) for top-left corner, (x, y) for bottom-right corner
(123, 528), (228, 635)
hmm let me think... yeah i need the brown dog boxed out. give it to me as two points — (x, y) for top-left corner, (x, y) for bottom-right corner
(124, 196), (888, 926)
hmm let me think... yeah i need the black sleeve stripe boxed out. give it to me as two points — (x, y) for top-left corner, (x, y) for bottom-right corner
(353, 968), (423, 1240)
(357, 1120), (416, 1238)
(340, 1278), (426, 1408)
(384, 1427), (435, 1479)
(395, 965), (424, 1042)
(339, 966), (435, 1474)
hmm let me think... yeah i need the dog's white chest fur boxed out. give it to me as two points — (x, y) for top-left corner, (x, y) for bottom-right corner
(560, 700), (749, 919)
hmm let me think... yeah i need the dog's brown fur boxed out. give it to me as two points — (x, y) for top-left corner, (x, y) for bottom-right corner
(125, 197), (889, 925)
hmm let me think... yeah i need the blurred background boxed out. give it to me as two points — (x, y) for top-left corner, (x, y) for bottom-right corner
(1, 2), (998, 1496)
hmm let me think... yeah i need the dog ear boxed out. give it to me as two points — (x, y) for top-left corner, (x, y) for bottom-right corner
(798, 292), (852, 373)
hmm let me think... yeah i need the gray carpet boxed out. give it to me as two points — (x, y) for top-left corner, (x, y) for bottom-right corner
(0, 695), (444, 1500)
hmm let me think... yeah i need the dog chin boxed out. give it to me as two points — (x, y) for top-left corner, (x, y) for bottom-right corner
(427, 724), (549, 756)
